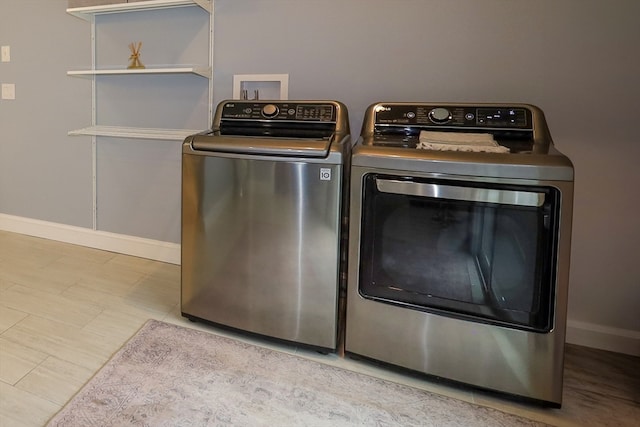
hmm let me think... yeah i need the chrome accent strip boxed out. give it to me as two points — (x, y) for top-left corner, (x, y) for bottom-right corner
(376, 179), (545, 207)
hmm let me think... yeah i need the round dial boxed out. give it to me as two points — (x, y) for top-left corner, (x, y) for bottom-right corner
(428, 107), (452, 124)
(262, 104), (279, 118)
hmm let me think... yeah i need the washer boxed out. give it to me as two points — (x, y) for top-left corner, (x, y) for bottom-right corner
(182, 100), (350, 352)
(345, 102), (573, 406)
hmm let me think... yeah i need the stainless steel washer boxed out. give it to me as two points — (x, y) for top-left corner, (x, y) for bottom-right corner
(345, 102), (573, 406)
(182, 100), (350, 352)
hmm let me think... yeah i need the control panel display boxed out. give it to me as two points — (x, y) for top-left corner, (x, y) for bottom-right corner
(296, 104), (334, 121)
(221, 102), (336, 122)
(476, 108), (527, 127)
(374, 104), (531, 130)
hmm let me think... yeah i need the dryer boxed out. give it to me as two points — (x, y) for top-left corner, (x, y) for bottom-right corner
(345, 102), (573, 406)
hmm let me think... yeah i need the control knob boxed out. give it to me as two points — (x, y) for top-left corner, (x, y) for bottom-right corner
(428, 107), (452, 124)
(262, 104), (279, 118)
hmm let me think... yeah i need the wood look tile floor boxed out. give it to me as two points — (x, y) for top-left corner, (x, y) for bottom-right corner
(0, 230), (638, 426)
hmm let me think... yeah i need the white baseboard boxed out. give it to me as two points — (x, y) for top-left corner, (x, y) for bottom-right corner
(566, 320), (640, 356)
(0, 213), (180, 265)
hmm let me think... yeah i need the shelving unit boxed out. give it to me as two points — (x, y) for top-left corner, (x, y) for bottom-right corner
(67, 0), (213, 140)
(67, 0), (213, 230)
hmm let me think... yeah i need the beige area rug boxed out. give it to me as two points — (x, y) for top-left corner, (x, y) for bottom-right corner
(47, 319), (544, 426)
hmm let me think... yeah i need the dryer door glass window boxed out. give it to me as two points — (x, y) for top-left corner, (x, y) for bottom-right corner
(358, 174), (560, 332)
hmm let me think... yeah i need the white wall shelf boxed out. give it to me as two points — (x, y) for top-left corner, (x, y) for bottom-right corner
(67, 0), (212, 20)
(68, 125), (202, 140)
(67, 66), (212, 78)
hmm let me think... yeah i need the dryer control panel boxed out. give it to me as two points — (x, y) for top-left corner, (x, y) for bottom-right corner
(373, 104), (532, 130)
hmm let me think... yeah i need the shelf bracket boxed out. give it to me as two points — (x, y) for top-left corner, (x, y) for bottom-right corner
(193, 0), (212, 13)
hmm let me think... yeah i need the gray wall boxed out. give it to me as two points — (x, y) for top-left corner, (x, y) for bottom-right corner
(0, 1), (209, 245)
(1, 0), (93, 228)
(1, 0), (639, 349)
(92, 8), (210, 243)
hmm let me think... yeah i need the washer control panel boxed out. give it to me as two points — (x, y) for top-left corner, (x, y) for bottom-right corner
(221, 101), (336, 122)
(374, 104), (532, 130)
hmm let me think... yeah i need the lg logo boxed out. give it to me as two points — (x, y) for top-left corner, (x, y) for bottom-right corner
(320, 168), (332, 181)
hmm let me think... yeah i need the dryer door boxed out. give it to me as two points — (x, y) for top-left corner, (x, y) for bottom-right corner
(358, 173), (560, 332)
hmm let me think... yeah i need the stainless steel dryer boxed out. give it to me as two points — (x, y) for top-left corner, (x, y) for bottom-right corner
(182, 100), (350, 352)
(345, 102), (573, 406)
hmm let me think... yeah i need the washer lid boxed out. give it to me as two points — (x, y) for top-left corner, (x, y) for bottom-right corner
(190, 134), (333, 157)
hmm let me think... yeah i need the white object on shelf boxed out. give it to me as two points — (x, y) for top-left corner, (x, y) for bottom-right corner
(67, 0), (212, 20)
(233, 74), (289, 100)
(67, 66), (212, 78)
(68, 125), (203, 140)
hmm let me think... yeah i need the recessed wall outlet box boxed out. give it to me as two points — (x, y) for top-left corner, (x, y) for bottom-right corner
(1, 46), (10, 62)
(1, 83), (15, 100)
(233, 74), (289, 100)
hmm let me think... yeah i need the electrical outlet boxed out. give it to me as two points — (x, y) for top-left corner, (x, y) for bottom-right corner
(233, 74), (289, 100)
(1, 83), (15, 100)
(1, 46), (10, 62)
